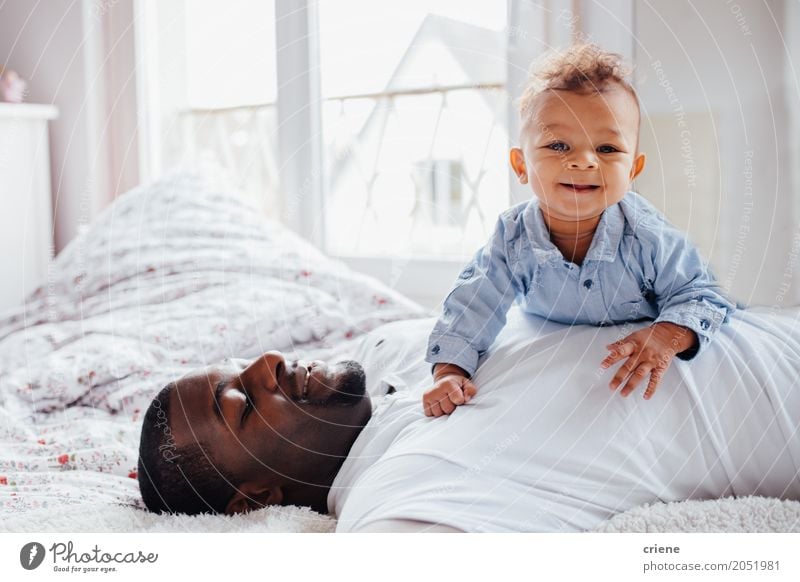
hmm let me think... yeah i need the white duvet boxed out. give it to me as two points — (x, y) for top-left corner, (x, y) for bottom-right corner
(0, 169), (424, 516)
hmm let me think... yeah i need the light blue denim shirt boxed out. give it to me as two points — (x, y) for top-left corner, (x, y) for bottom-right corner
(426, 191), (736, 376)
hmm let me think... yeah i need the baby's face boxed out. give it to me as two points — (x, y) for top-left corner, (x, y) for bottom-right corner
(511, 85), (645, 223)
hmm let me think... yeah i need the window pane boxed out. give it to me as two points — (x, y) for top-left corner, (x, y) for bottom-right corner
(145, 0), (279, 214)
(318, 0), (509, 258)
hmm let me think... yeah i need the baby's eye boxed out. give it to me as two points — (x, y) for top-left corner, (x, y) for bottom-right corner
(547, 142), (569, 152)
(597, 145), (618, 153)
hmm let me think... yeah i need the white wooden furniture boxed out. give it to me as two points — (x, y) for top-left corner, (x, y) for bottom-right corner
(0, 103), (58, 312)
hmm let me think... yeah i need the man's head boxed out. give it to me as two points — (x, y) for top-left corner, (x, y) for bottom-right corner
(137, 352), (372, 515)
(510, 43), (646, 224)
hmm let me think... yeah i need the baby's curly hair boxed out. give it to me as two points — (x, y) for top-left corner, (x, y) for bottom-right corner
(519, 43), (639, 134)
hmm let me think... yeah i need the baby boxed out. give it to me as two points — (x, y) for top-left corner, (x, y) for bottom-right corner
(423, 43), (735, 416)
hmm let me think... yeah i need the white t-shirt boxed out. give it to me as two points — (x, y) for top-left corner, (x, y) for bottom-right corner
(328, 308), (800, 532)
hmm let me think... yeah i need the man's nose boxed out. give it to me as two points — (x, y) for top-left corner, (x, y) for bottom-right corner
(239, 350), (286, 391)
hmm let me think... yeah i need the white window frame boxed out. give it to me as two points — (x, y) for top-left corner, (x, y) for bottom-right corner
(275, 0), (325, 249)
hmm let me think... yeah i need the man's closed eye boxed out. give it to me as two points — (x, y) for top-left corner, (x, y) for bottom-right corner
(240, 388), (254, 426)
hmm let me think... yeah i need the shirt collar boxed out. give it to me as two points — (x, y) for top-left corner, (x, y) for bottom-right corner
(522, 198), (625, 264)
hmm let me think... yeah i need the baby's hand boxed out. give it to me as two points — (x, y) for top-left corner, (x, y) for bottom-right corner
(423, 371), (477, 417)
(601, 322), (697, 400)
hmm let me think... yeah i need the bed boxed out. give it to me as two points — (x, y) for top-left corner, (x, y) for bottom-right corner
(1, 168), (798, 532)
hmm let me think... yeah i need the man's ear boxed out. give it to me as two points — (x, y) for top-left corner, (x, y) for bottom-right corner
(509, 148), (528, 184)
(225, 482), (283, 515)
(630, 152), (646, 181)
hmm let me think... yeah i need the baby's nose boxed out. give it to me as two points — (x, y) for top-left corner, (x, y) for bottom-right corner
(568, 157), (598, 169)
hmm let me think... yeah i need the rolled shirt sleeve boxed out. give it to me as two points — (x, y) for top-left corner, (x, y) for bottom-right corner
(425, 216), (520, 377)
(648, 221), (736, 360)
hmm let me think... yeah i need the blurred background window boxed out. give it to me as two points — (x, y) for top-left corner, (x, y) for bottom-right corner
(141, 0), (509, 306)
(318, 0), (509, 258)
(142, 0), (280, 216)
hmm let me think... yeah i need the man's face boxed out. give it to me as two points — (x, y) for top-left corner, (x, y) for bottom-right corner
(511, 85), (645, 223)
(167, 351), (372, 513)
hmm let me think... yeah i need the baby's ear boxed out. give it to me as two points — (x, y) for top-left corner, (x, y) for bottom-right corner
(630, 152), (646, 180)
(509, 148), (528, 183)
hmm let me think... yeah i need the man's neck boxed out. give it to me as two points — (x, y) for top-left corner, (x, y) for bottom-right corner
(284, 435), (366, 514)
(284, 471), (338, 515)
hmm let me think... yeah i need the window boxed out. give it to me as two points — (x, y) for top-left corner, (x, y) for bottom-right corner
(138, 0), (540, 306)
(139, 0), (280, 216)
(318, 0), (509, 259)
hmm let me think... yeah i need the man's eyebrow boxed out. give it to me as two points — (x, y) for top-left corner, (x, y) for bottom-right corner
(212, 379), (226, 424)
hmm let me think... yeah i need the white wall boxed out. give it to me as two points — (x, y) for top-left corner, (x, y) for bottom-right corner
(509, 0), (799, 309)
(633, 0), (800, 308)
(0, 0), (140, 254)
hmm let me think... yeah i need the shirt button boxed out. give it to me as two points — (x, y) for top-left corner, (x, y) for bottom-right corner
(583, 279), (593, 289)
(459, 265), (474, 279)
(563, 261), (571, 269)
(700, 319), (710, 330)
(431, 344), (441, 355)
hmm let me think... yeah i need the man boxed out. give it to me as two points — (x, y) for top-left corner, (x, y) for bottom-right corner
(138, 310), (800, 532)
(137, 355), (372, 517)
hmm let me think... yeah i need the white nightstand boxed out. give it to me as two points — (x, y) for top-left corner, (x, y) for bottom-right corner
(0, 103), (58, 312)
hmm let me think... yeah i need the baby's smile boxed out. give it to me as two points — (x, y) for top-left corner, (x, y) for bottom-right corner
(559, 183), (600, 192)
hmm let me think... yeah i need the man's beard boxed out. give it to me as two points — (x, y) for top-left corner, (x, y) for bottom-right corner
(324, 360), (366, 405)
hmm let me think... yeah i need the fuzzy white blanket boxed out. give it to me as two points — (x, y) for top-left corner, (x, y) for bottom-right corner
(3, 496), (798, 533)
(595, 497), (800, 533)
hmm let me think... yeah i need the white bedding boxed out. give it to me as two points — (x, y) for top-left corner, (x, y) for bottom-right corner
(0, 168), (425, 516)
(1, 167), (797, 532)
